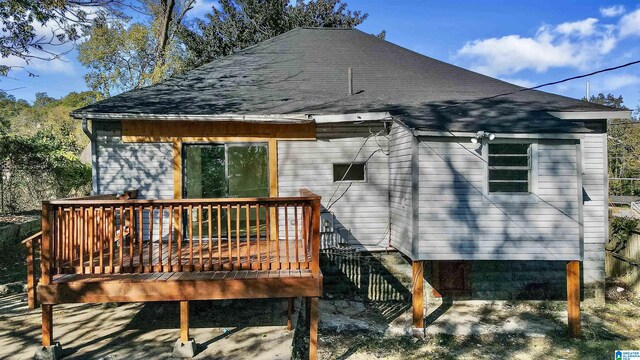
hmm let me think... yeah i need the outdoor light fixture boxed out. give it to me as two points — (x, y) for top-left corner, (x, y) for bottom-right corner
(470, 131), (496, 143)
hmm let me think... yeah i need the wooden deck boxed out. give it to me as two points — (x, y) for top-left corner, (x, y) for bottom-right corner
(27, 191), (322, 359)
(40, 269), (321, 304)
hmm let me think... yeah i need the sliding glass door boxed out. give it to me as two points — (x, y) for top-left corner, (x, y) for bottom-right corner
(182, 143), (269, 240)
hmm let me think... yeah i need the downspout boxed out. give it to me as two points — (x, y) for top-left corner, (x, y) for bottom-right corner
(82, 118), (99, 195)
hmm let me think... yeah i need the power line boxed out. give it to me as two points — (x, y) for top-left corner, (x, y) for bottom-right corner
(442, 59), (640, 108)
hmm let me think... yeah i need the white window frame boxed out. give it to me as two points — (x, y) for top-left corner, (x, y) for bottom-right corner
(332, 162), (367, 183)
(482, 139), (538, 203)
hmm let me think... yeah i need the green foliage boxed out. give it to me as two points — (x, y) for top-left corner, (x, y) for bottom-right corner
(0, 91), (94, 213)
(0, 0), (129, 76)
(178, 0), (370, 70)
(607, 216), (640, 252)
(78, 22), (159, 97)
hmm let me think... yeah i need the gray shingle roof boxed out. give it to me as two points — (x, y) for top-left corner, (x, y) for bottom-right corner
(72, 27), (617, 132)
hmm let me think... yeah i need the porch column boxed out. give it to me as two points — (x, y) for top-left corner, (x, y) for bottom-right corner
(412, 260), (424, 328)
(172, 300), (196, 358)
(180, 301), (189, 342)
(567, 260), (581, 337)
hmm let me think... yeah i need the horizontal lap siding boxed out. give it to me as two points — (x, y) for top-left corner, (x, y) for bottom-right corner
(94, 121), (173, 239)
(582, 133), (607, 284)
(417, 139), (580, 261)
(388, 123), (414, 257)
(278, 124), (389, 248)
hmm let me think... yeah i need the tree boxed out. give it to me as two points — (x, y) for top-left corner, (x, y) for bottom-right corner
(585, 93), (640, 196)
(77, 0), (197, 96)
(0, 0), (131, 76)
(178, 0), (371, 70)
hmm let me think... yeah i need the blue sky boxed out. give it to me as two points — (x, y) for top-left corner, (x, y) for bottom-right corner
(2, 0), (640, 110)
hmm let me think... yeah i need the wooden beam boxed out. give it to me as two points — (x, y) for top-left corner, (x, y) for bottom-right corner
(412, 260), (424, 328)
(567, 260), (581, 337)
(180, 301), (189, 342)
(309, 297), (318, 360)
(41, 204), (52, 285)
(42, 304), (53, 347)
(173, 141), (182, 200)
(268, 139), (278, 252)
(38, 275), (323, 304)
(122, 121), (316, 143)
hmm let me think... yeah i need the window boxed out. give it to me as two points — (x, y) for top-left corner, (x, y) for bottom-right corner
(333, 163), (366, 182)
(487, 143), (531, 193)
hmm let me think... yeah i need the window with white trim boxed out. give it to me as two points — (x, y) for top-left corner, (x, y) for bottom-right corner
(487, 143), (532, 193)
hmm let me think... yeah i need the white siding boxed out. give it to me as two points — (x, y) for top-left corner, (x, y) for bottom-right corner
(582, 133), (608, 284)
(416, 138), (581, 261)
(94, 121), (173, 239)
(278, 124), (389, 249)
(388, 122), (415, 257)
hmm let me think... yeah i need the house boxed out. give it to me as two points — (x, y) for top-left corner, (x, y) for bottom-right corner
(29, 28), (630, 358)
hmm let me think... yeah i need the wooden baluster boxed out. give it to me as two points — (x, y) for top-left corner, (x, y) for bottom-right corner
(198, 205), (203, 270)
(301, 205), (308, 268)
(55, 208), (61, 273)
(245, 204), (250, 270)
(129, 205), (134, 271)
(207, 205), (213, 271)
(236, 204), (241, 269)
(97, 207), (104, 274)
(148, 206), (154, 272)
(274, 204), (280, 270)
(188, 205), (193, 271)
(69, 208), (74, 273)
(294, 205), (299, 270)
(217, 205), (222, 270)
(284, 204), (289, 270)
(109, 206), (115, 274)
(138, 205), (143, 273)
(177, 205), (183, 272)
(89, 207), (94, 274)
(226, 205), (232, 269)
(62, 210), (67, 270)
(256, 205), (261, 270)
(168, 205), (173, 271)
(158, 205), (163, 272)
(266, 205), (271, 270)
(79, 207), (85, 274)
(119, 206), (124, 273)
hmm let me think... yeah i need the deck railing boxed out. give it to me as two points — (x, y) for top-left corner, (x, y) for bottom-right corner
(38, 189), (321, 286)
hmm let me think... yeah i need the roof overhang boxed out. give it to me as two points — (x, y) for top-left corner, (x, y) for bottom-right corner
(311, 112), (392, 123)
(413, 130), (585, 140)
(71, 112), (312, 124)
(547, 110), (631, 120)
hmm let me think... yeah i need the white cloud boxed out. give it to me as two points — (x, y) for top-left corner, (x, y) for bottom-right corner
(188, 0), (219, 18)
(619, 8), (640, 37)
(600, 5), (626, 17)
(499, 78), (536, 88)
(456, 18), (617, 77)
(602, 74), (640, 89)
(555, 18), (598, 37)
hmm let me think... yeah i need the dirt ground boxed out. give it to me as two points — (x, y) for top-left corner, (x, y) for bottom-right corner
(0, 295), (298, 359)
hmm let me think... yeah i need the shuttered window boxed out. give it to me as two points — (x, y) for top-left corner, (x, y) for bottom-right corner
(488, 143), (531, 193)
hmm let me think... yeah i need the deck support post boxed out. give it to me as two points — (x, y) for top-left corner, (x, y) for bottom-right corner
(287, 298), (294, 331)
(180, 301), (189, 342)
(567, 260), (581, 337)
(42, 304), (53, 347)
(173, 301), (196, 358)
(412, 260), (424, 329)
(308, 297), (318, 360)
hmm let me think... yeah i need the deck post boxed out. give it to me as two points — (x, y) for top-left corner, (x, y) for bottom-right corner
(42, 304), (53, 347)
(180, 301), (189, 342)
(287, 298), (294, 331)
(567, 260), (581, 337)
(412, 260), (424, 329)
(173, 300), (196, 358)
(309, 297), (318, 360)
